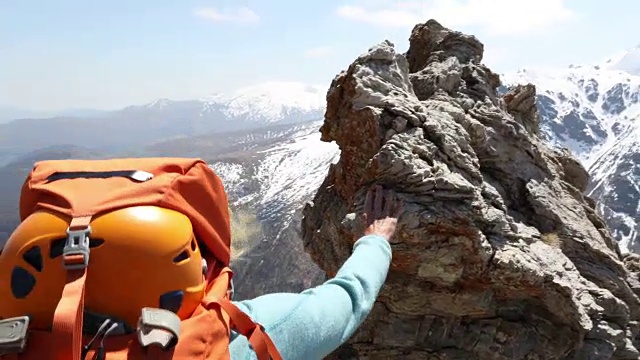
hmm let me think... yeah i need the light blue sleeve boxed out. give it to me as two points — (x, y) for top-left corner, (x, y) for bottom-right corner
(228, 234), (392, 360)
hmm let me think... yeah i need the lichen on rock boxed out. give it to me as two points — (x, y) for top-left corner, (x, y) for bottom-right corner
(301, 19), (640, 359)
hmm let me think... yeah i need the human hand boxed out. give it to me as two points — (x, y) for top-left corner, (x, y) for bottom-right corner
(360, 185), (403, 241)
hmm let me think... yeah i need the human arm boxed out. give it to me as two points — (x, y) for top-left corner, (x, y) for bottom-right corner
(228, 186), (402, 360)
(229, 233), (392, 360)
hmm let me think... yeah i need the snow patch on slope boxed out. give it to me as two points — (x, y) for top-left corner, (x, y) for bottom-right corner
(209, 121), (340, 224)
(211, 162), (244, 188)
(256, 125), (339, 221)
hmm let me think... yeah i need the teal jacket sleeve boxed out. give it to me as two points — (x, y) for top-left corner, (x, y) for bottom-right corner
(228, 234), (392, 360)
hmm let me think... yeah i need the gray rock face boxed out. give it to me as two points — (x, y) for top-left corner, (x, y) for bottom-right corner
(301, 20), (640, 359)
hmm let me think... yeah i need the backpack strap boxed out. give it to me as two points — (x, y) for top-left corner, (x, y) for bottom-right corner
(215, 299), (282, 360)
(202, 268), (282, 360)
(51, 216), (92, 360)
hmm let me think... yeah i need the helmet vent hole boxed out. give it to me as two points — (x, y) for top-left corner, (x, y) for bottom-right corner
(172, 250), (190, 264)
(23, 246), (43, 272)
(159, 290), (184, 313)
(190, 238), (197, 252)
(49, 238), (66, 259)
(11, 266), (36, 299)
(89, 238), (105, 248)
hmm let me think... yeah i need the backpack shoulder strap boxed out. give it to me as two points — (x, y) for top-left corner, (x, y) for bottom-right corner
(203, 268), (282, 360)
(209, 298), (282, 360)
(51, 216), (92, 360)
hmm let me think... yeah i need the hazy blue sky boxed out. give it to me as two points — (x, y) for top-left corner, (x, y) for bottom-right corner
(1, 0), (638, 111)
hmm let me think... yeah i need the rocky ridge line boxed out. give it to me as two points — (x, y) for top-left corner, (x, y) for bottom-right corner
(301, 20), (640, 359)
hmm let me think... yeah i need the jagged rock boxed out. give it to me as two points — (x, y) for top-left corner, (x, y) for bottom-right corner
(554, 147), (591, 192)
(503, 84), (540, 136)
(302, 20), (640, 359)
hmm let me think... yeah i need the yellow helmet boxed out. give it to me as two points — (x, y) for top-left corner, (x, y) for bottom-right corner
(0, 206), (207, 329)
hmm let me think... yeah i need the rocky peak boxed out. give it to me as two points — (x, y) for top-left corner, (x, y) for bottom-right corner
(406, 20), (484, 73)
(302, 20), (640, 359)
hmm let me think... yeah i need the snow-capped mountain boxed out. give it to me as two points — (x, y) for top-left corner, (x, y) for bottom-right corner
(202, 82), (327, 124)
(503, 63), (640, 167)
(502, 45), (640, 253)
(605, 44), (640, 76)
(0, 81), (326, 159)
(138, 81), (326, 126)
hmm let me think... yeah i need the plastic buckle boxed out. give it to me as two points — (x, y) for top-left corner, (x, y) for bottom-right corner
(63, 226), (91, 270)
(0, 316), (29, 355)
(137, 308), (181, 350)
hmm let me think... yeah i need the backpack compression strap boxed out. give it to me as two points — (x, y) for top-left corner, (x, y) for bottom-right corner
(51, 216), (92, 360)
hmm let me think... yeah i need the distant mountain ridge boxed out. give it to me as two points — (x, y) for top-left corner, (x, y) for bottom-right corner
(0, 82), (326, 161)
(0, 106), (110, 124)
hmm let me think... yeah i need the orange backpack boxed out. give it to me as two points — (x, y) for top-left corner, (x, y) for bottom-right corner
(0, 158), (282, 360)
